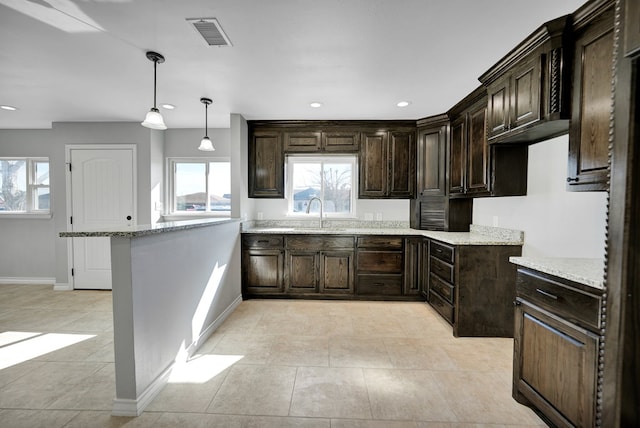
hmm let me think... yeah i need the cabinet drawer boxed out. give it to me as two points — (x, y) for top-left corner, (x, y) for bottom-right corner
(357, 274), (402, 295)
(430, 273), (454, 304)
(430, 240), (454, 263)
(357, 236), (403, 250)
(430, 256), (454, 283)
(242, 235), (284, 249)
(357, 251), (403, 273)
(286, 235), (354, 250)
(516, 269), (601, 331)
(429, 290), (454, 324)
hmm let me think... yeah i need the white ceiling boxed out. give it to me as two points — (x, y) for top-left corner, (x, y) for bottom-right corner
(0, 0), (586, 130)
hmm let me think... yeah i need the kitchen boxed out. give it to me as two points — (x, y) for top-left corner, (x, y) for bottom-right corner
(0, 0), (637, 426)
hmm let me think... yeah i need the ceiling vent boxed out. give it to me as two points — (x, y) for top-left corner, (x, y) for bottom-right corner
(187, 18), (232, 47)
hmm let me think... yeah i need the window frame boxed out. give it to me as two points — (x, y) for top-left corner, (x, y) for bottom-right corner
(285, 154), (357, 219)
(0, 157), (51, 218)
(166, 157), (231, 218)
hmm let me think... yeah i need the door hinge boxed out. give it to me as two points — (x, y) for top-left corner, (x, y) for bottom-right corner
(70, 216), (73, 225)
(71, 268), (74, 276)
(68, 163), (72, 172)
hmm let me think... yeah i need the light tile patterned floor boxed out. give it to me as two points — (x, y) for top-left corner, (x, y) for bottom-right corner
(0, 284), (547, 427)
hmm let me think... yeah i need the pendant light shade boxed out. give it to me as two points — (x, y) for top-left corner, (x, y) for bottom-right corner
(198, 97), (215, 151)
(141, 51), (167, 130)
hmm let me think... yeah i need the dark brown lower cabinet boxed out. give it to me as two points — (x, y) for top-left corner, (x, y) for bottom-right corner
(427, 240), (522, 337)
(513, 267), (601, 427)
(242, 235), (285, 295)
(356, 236), (404, 297)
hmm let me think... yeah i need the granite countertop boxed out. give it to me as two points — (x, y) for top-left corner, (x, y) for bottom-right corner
(509, 256), (605, 289)
(59, 218), (239, 238)
(241, 222), (524, 246)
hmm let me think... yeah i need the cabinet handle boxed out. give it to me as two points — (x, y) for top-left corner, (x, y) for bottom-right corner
(257, 240), (270, 243)
(535, 288), (558, 300)
(566, 177), (580, 183)
(513, 300), (521, 306)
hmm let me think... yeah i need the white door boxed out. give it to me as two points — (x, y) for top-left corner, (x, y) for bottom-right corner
(70, 148), (135, 290)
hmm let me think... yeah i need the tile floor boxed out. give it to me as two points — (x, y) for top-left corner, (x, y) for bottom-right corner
(0, 284), (546, 427)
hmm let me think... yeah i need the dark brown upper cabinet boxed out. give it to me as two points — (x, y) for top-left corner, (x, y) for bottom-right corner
(416, 115), (448, 197)
(567, 0), (614, 191)
(448, 88), (491, 197)
(479, 15), (571, 145)
(359, 127), (415, 199)
(448, 87), (528, 198)
(284, 128), (360, 153)
(248, 129), (284, 198)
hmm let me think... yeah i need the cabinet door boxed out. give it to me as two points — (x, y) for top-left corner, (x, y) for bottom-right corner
(486, 79), (510, 139)
(510, 55), (542, 131)
(568, 17), (614, 191)
(321, 251), (354, 293)
(449, 116), (466, 195)
(388, 130), (415, 198)
(514, 302), (597, 427)
(403, 237), (421, 295)
(466, 104), (490, 195)
(249, 131), (284, 197)
(322, 130), (360, 152)
(284, 130), (322, 152)
(420, 239), (430, 298)
(286, 250), (319, 293)
(417, 125), (447, 197)
(359, 131), (388, 197)
(243, 249), (284, 294)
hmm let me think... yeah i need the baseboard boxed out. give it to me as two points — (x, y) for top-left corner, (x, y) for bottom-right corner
(0, 277), (55, 285)
(54, 282), (73, 291)
(187, 294), (243, 357)
(111, 363), (173, 417)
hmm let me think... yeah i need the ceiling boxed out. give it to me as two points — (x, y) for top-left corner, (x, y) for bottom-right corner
(0, 0), (586, 130)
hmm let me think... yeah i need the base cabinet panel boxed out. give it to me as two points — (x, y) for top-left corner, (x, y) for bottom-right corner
(243, 250), (284, 294)
(514, 301), (598, 427)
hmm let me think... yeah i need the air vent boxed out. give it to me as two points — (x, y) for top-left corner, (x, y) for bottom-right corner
(187, 18), (232, 47)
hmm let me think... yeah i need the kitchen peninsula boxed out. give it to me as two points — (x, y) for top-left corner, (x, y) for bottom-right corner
(60, 218), (242, 416)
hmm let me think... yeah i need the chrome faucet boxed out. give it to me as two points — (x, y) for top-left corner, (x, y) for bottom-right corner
(306, 197), (323, 228)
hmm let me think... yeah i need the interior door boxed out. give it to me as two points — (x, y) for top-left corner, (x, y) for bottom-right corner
(70, 148), (134, 290)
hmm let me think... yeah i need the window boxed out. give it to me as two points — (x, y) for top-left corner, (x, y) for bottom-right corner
(169, 158), (231, 215)
(286, 155), (356, 217)
(0, 158), (50, 214)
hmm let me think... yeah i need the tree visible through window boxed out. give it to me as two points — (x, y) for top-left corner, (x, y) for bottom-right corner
(287, 156), (356, 217)
(0, 158), (50, 213)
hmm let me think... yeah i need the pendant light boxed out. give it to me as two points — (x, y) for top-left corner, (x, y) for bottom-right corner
(141, 51), (167, 130)
(198, 97), (215, 151)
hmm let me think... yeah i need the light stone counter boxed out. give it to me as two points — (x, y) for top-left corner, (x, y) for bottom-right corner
(60, 217), (237, 238)
(509, 256), (605, 289)
(241, 222), (524, 246)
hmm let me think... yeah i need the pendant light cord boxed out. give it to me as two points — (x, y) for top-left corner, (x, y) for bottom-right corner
(204, 102), (209, 138)
(153, 59), (158, 109)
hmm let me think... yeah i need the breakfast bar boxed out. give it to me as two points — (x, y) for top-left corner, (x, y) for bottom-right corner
(60, 218), (242, 416)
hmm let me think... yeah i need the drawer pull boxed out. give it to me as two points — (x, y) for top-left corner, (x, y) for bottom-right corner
(535, 288), (558, 300)
(257, 240), (270, 243)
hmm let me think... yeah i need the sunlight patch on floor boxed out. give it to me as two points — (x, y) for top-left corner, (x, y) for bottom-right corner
(0, 331), (95, 370)
(168, 353), (243, 384)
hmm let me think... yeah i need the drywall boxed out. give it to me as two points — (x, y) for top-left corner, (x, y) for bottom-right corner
(473, 134), (608, 258)
(110, 220), (241, 415)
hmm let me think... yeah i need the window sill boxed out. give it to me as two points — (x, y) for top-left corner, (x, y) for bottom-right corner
(0, 212), (52, 219)
(163, 213), (231, 222)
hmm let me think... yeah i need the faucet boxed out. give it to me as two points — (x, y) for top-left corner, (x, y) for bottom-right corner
(306, 197), (323, 228)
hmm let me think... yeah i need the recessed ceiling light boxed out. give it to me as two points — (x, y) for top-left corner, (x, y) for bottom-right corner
(0, 105), (18, 111)
(310, 102), (323, 108)
(161, 103), (175, 110)
(396, 101), (411, 108)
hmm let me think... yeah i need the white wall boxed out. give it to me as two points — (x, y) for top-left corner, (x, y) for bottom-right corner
(473, 134), (608, 258)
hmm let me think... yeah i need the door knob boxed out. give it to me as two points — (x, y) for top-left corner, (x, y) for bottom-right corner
(126, 215), (132, 220)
